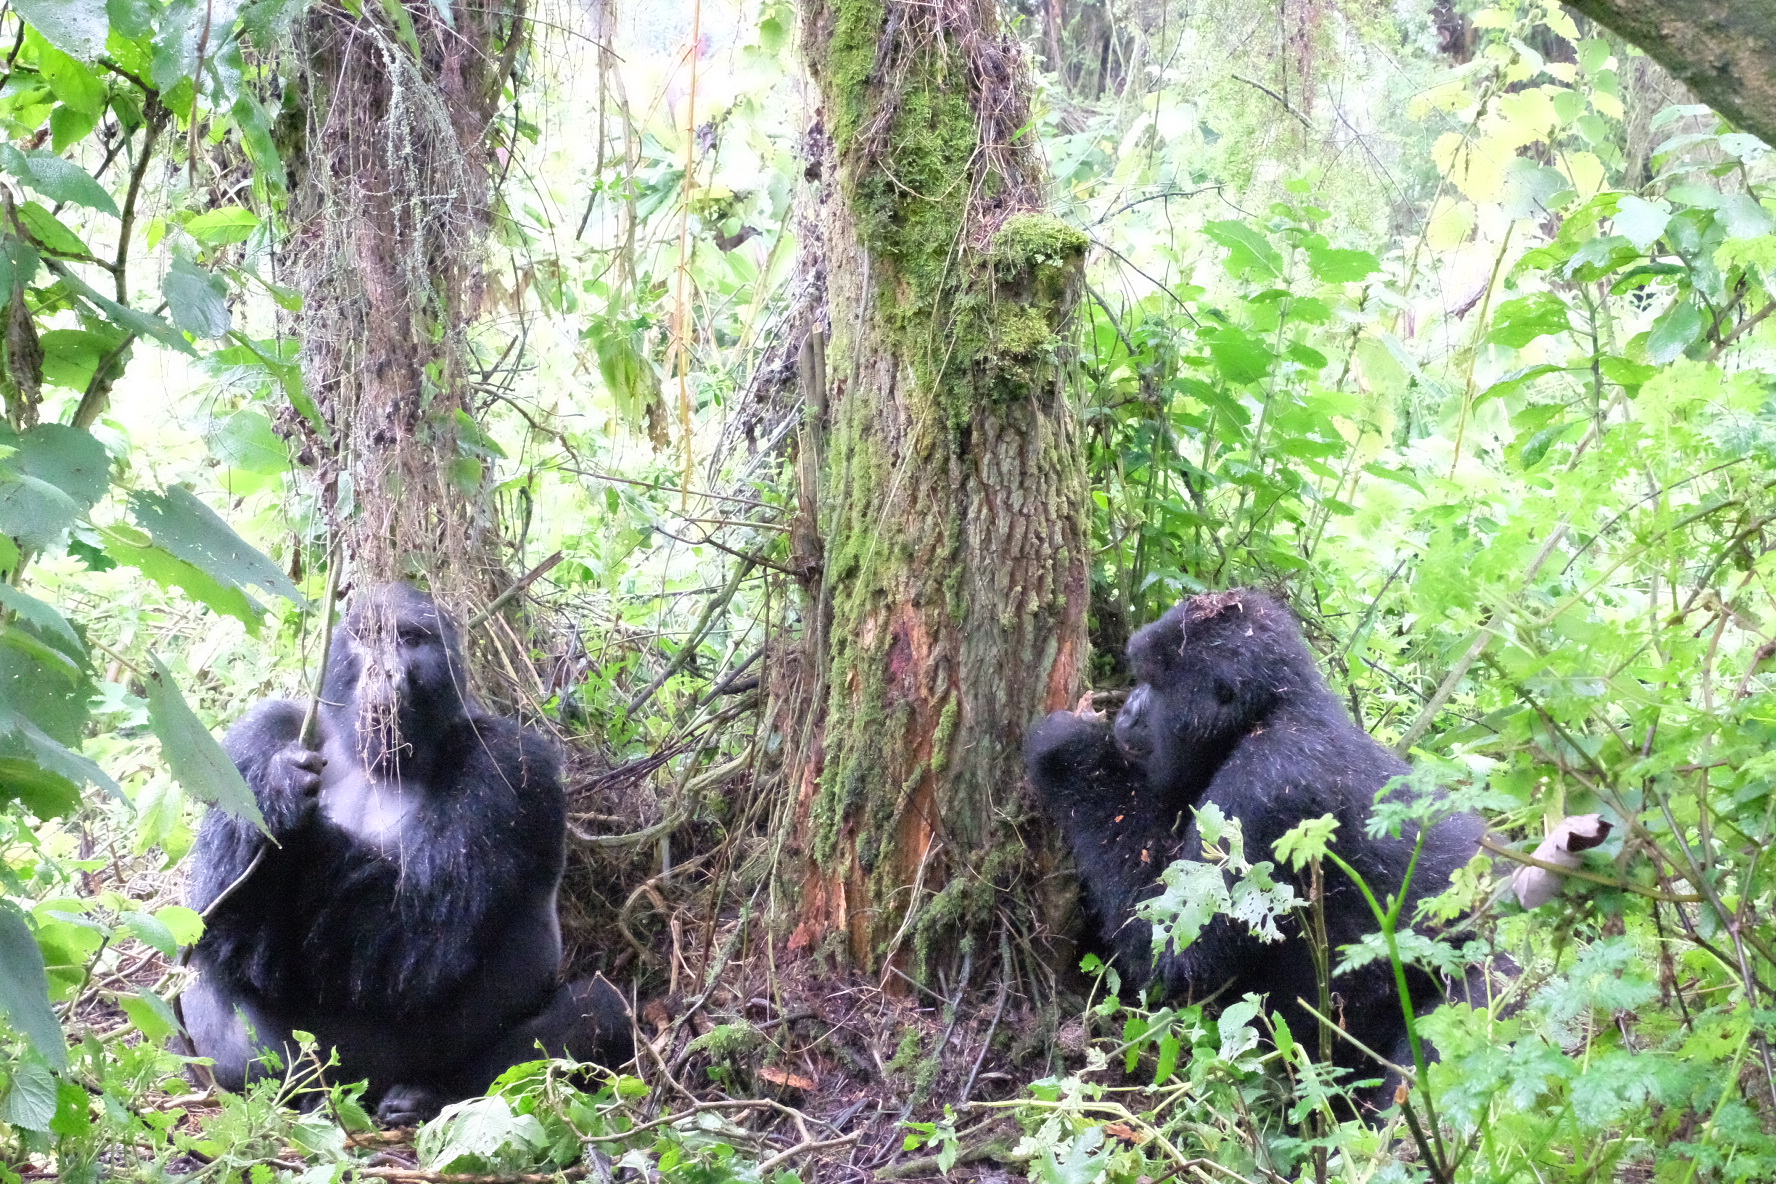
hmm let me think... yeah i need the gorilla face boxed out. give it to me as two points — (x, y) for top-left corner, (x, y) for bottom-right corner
(322, 584), (470, 772)
(1121, 590), (1319, 795)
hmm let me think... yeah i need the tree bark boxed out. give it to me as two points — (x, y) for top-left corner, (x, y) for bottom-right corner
(1563, 1), (1776, 146)
(281, 1), (519, 606)
(779, 0), (1091, 977)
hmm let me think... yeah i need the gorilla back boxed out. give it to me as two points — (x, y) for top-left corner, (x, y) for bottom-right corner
(184, 583), (631, 1124)
(1026, 589), (1483, 1089)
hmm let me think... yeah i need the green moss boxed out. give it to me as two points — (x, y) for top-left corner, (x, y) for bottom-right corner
(688, 1022), (765, 1062)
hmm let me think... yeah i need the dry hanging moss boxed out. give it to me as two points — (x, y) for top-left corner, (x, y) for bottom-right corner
(278, 0), (519, 632)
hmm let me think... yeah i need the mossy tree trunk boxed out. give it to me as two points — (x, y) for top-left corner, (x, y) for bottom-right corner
(779, 0), (1090, 978)
(1562, 1), (1776, 146)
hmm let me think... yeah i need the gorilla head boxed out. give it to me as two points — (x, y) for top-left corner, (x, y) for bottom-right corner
(321, 583), (470, 773)
(1114, 590), (1324, 799)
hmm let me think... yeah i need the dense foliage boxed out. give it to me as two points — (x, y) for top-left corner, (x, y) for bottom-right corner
(0, 0), (1772, 1181)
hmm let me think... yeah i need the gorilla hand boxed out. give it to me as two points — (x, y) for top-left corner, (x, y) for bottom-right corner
(260, 744), (325, 834)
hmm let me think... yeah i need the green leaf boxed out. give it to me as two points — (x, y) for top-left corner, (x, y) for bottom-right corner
(1305, 245), (1380, 282)
(0, 586), (78, 650)
(375, 0), (425, 61)
(120, 911), (177, 957)
(48, 261), (195, 356)
(1202, 220), (1282, 279)
(39, 328), (126, 392)
(129, 485), (302, 603)
(0, 905), (67, 1070)
(13, 0), (109, 59)
(144, 653), (266, 830)
(49, 104), (101, 154)
(107, 0), (155, 40)
(1613, 196), (1670, 251)
(0, 710), (119, 800)
(13, 201), (89, 259)
(162, 257), (232, 338)
(99, 528), (262, 628)
(151, 0), (246, 92)
(30, 33), (106, 116)
(185, 206), (262, 246)
(2, 425), (110, 509)
(230, 93), (287, 199)
(0, 756), (80, 817)
(0, 146), (119, 217)
(1647, 299), (1703, 364)
(49, 1080), (90, 1139)
(1206, 329), (1274, 384)
(211, 410), (289, 474)
(120, 990), (178, 1042)
(152, 905), (204, 946)
(1486, 292), (1571, 348)
(0, 470), (80, 548)
(417, 1097), (550, 1174)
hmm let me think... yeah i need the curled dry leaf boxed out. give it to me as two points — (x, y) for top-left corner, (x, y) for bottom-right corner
(1512, 813), (1614, 909)
(759, 1065), (816, 1091)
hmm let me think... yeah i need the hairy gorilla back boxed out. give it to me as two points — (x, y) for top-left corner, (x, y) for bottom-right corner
(184, 583), (630, 1123)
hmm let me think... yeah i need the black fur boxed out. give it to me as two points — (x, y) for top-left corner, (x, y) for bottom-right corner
(1027, 589), (1483, 1083)
(185, 584), (632, 1124)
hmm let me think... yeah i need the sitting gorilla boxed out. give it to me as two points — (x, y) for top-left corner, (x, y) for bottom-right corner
(1026, 588), (1483, 1085)
(184, 583), (632, 1124)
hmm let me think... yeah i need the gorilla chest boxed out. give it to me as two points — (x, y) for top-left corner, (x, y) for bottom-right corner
(319, 760), (425, 850)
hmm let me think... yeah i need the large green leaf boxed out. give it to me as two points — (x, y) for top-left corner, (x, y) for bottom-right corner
(0, 709), (120, 800)
(0, 585), (78, 650)
(0, 756), (80, 818)
(31, 34), (105, 117)
(211, 410), (290, 475)
(162, 257), (231, 338)
(98, 524), (262, 629)
(0, 146), (118, 217)
(0, 470), (81, 548)
(1648, 300), (1703, 365)
(185, 206), (262, 246)
(47, 261), (195, 356)
(0, 423), (112, 509)
(39, 328), (127, 392)
(1202, 221), (1282, 280)
(1205, 329), (1275, 385)
(12, 0), (108, 60)
(0, 904), (67, 1070)
(143, 654), (265, 830)
(130, 485), (301, 603)
(1305, 245), (1380, 283)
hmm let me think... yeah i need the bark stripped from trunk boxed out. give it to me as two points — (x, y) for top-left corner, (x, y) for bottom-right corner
(281, 0), (520, 604)
(780, 0), (1090, 976)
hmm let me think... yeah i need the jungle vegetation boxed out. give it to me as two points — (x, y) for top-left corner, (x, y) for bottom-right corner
(0, 0), (1773, 1181)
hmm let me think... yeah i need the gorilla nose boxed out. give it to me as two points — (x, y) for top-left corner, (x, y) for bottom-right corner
(1114, 685), (1152, 759)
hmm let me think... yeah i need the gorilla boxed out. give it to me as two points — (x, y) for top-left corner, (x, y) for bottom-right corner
(1026, 588), (1483, 1089)
(184, 583), (632, 1124)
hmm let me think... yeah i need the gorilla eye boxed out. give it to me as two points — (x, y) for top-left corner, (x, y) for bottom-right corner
(1215, 682), (1237, 704)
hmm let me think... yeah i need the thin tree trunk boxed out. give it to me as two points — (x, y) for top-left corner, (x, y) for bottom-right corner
(281, 0), (520, 606)
(778, 0), (1091, 978)
(1563, 1), (1776, 146)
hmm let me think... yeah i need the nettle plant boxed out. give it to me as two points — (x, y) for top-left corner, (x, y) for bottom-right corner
(0, 0), (310, 1151)
(1036, 5), (1776, 1182)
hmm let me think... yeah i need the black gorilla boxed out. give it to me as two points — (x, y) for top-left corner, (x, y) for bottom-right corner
(1026, 589), (1483, 1083)
(184, 583), (632, 1124)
